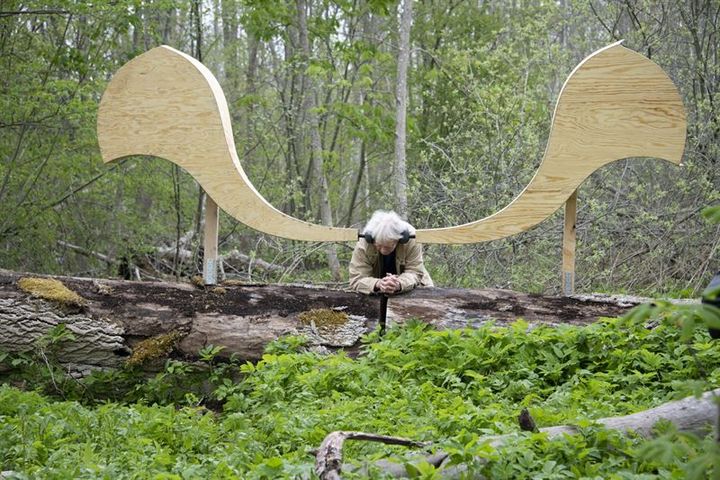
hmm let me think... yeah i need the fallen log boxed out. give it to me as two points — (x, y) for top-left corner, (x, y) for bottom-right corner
(317, 389), (720, 479)
(0, 269), (639, 375)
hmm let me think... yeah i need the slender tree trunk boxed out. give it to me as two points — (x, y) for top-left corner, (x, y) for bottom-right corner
(192, 0), (202, 62)
(282, 25), (310, 217)
(244, 31), (259, 156)
(211, 0), (220, 58)
(246, 33), (258, 97)
(161, 5), (176, 44)
(190, 0), (210, 276)
(361, 11), (379, 222)
(221, 0), (239, 90)
(346, 85), (367, 227)
(346, 135), (366, 227)
(363, 152), (370, 219)
(191, 2), (206, 238)
(393, 0), (413, 218)
(296, 0), (341, 280)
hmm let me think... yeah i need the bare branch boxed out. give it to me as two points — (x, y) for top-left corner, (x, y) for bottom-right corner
(315, 431), (434, 480)
(0, 10), (70, 17)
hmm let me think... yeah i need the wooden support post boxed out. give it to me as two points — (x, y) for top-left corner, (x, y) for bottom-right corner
(562, 190), (577, 296)
(203, 196), (220, 285)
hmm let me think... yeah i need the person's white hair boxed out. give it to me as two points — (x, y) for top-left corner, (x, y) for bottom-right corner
(362, 210), (415, 244)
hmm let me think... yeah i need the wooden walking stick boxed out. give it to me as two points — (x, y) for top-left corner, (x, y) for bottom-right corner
(378, 254), (389, 335)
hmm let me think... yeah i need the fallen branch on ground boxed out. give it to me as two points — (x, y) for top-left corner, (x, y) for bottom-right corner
(315, 389), (720, 479)
(314, 432), (435, 480)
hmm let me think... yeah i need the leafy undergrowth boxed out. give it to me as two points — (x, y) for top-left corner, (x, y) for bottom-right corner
(1, 317), (720, 479)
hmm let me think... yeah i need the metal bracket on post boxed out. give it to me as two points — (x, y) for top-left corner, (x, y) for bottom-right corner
(203, 196), (220, 286)
(562, 190), (578, 296)
(563, 271), (574, 296)
(204, 258), (217, 286)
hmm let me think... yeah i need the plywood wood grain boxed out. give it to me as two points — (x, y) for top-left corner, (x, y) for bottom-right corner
(98, 41), (685, 245)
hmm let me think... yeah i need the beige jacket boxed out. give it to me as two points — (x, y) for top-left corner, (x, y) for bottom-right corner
(348, 239), (434, 294)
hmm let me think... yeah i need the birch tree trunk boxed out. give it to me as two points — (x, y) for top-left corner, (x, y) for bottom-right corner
(393, 0), (413, 218)
(278, 24), (304, 216)
(296, 0), (342, 280)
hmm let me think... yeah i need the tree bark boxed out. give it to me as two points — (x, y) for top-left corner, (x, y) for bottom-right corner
(295, 0), (342, 281)
(243, 29), (259, 154)
(0, 270), (639, 375)
(393, 0), (413, 218)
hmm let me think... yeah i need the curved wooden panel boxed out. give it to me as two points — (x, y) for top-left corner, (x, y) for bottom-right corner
(97, 46), (357, 242)
(415, 41), (686, 243)
(98, 42), (685, 244)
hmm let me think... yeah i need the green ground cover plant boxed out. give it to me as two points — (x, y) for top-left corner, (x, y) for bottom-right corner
(1, 314), (719, 479)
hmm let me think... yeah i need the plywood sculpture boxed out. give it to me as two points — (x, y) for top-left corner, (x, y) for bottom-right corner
(98, 41), (686, 244)
(97, 41), (686, 287)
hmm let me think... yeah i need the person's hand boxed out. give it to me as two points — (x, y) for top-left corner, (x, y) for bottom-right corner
(375, 274), (401, 294)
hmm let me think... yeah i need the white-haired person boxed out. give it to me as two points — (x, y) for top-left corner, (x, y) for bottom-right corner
(349, 210), (433, 294)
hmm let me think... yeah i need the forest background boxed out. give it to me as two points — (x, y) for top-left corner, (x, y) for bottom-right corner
(1, 0), (718, 296)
